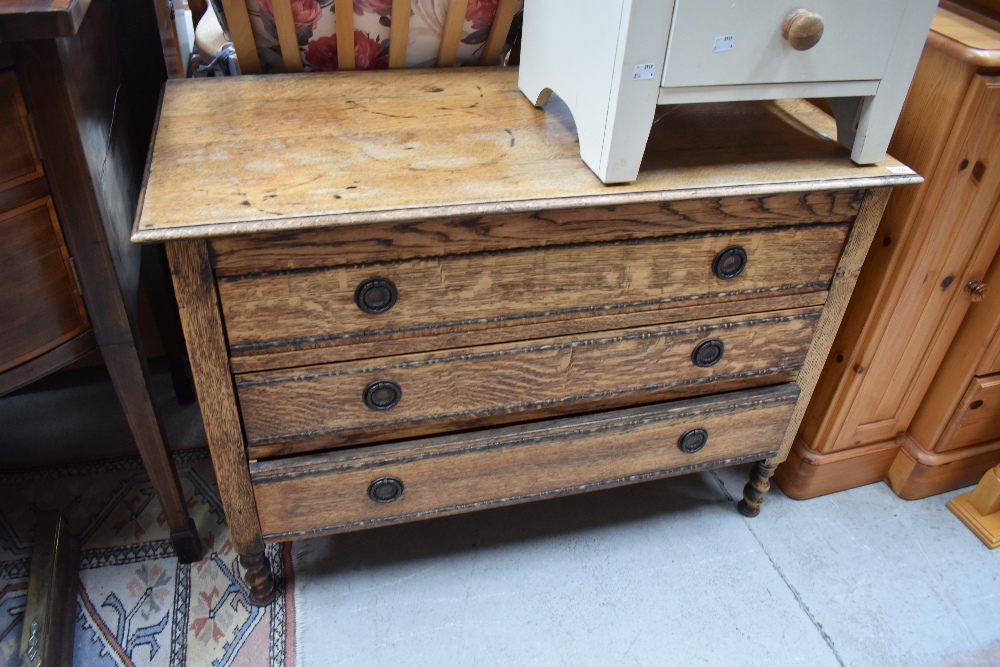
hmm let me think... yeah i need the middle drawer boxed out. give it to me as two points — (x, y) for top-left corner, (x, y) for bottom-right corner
(237, 306), (820, 458)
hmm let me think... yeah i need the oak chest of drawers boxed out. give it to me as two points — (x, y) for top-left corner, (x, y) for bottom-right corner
(132, 68), (919, 604)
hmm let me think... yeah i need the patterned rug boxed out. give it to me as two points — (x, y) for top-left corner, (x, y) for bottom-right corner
(0, 450), (294, 667)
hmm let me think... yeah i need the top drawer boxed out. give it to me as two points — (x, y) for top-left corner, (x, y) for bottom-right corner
(661, 0), (906, 89)
(216, 221), (849, 363)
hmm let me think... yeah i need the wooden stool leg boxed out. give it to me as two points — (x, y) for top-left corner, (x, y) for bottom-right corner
(738, 461), (778, 517)
(103, 343), (204, 563)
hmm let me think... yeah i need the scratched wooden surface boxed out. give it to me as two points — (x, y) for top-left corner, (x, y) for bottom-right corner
(237, 308), (819, 457)
(216, 222), (848, 358)
(250, 384), (798, 539)
(132, 68), (919, 242)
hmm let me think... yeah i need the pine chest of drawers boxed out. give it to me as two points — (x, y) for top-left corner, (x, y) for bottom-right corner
(132, 68), (919, 604)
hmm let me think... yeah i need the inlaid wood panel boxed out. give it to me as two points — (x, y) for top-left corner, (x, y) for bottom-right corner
(218, 222), (848, 361)
(0, 198), (88, 373)
(237, 307), (819, 457)
(250, 384), (799, 539)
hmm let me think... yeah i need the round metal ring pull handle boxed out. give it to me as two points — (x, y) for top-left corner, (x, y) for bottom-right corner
(692, 338), (725, 368)
(677, 428), (708, 454)
(713, 246), (748, 280)
(364, 380), (402, 410)
(355, 277), (398, 314)
(368, 476), (404, 503)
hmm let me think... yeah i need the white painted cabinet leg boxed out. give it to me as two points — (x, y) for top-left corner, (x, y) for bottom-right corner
(519, 0), (675, 184)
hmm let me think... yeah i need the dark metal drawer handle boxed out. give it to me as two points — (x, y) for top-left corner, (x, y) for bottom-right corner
(355, 277), (398, 314)
(368, 477), (404, 503)
(677, 428), (708, 454)
(364, 380), (402, 410)
(692, 338), (725, 367)
(713, 246), (747, 280)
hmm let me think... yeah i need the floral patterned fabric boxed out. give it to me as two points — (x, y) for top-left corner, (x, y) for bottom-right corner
(243, 0), (522, 73)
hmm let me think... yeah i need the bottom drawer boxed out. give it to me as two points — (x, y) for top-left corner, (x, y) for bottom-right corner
(250, 383), (799, 540)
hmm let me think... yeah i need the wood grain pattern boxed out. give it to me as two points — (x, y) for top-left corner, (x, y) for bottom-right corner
(271, 0), (303, 72)
(217, 222), (848, 358)
(928, 6), (1000, 66)
(887, 433), (1000, 499)
(219, 0), (261, 74)
(229, 292), (828, 373)
(933, 374), (1000, 452)
(908, 238), (1000, 452)
(334, 0), (355, 71)
(0, 331), (96, 397)
(0, 71), (42, 190)
(773, 435), (901, 500)
(209, 190), (864, 275)
(131, 70), (918, 243)
(768, 187), (892, 466)
(250, 384), (799, 539)
(436, 0), (468, 67)
(797, 46), (981, 457)
(0, 198), (89, 373)
(480, 0), (518, 65)
(166, 240), (266, 557)
(388, 0), (411, 68)
(238, 308), (819, 457)
(11, 0), (204, 560)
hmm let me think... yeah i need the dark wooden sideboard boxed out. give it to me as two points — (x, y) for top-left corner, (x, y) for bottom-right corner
(133, 68), (919, 604)
(0, 0), (202, 562)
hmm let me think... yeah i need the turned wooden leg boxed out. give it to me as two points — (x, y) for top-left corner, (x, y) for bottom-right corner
(947, 464), (1000, 549)
(738, 461), (778, 517)
(240, 548), (277, 606)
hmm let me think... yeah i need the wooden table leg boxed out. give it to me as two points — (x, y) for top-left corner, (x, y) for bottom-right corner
(102, 341), (204, 563)
(167, 240), (276, 604)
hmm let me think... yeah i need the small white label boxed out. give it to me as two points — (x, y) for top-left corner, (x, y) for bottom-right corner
(633, 63), (656, 81)
(714, 35), (735, 52)
(886, 165), (916, 175)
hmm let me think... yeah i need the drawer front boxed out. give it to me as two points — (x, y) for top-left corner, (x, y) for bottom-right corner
(250, 384), (799, 539)
(661, 0), (906, 89)
(938, 374), (1000, 453)
(0, 199), (89, 373)
(218, 222), (847, 359)
(237, 307), (819, 457)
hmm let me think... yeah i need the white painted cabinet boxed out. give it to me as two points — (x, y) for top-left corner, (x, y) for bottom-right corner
(519, 0), (937, 183)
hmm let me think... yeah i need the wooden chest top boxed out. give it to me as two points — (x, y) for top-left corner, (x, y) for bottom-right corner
(131, 68), (919, 242)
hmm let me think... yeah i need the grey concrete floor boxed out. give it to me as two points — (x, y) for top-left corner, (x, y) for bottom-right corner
(292, 464), (1000, 667)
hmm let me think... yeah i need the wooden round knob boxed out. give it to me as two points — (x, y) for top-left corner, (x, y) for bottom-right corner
(782, 9), (824, 51)
(968, 280), (988, 303)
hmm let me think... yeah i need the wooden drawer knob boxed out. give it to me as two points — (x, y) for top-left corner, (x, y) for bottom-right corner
(364, 380), (402, 410)
(692, 338), (725, 367)
(782, 9), (824, 51)
(713, 246), (747, 280)
(368, 476), (404, 503)
(677, 428), (708, 454)
(968, 279), (988, 303)
(355, 277), (398, 314)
